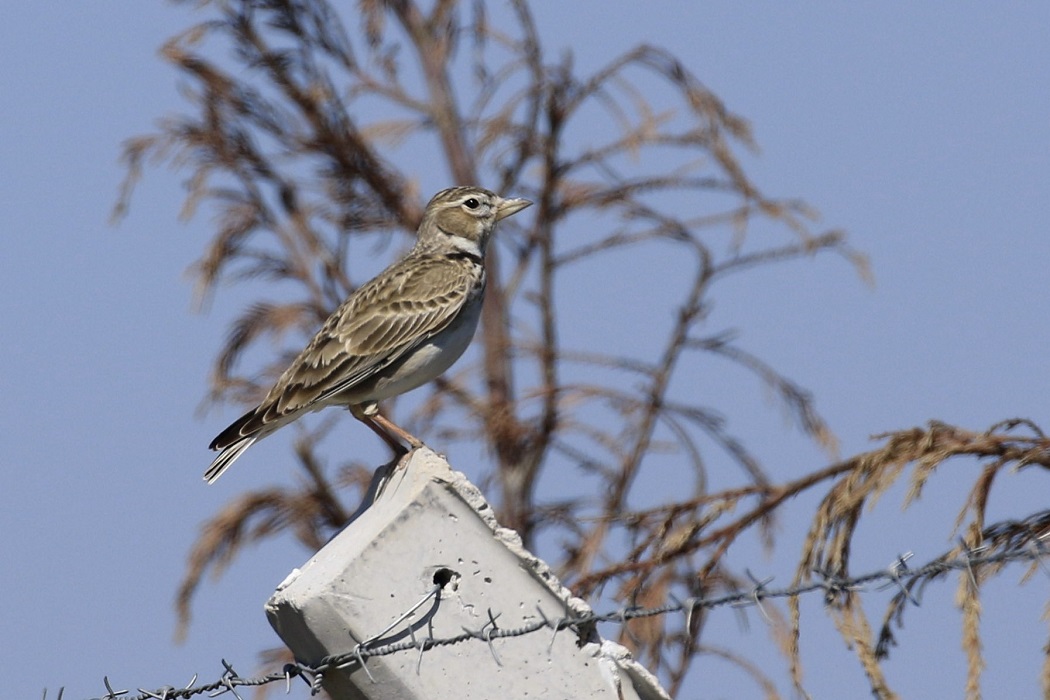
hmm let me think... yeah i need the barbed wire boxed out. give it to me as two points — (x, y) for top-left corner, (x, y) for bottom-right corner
(66, 543), (1047, 700)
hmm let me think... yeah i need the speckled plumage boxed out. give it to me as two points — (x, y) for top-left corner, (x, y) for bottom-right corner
(205, 186), (531, 483)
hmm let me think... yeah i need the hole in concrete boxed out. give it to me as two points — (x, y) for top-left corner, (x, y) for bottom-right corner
(433, 567), (457, 588)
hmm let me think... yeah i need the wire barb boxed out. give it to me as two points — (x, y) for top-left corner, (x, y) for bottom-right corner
(535, 605), (562, 654)
(137, 687), (172, 700)
(1030, 534), (1050, 579)
(102, 676), (128, 700)
(353, 645), (376, 684)
(959, 538), (987, 592)
(812, 566), (865, 607)
(881, 552), (920, 606)
(749, 570), (774, 623)
(407, 623), (433, 674)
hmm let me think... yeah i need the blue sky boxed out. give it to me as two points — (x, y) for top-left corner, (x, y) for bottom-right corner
(2, 3), (1049, 698)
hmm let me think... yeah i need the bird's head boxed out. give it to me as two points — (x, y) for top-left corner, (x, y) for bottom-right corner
(416, 186), (532, 257)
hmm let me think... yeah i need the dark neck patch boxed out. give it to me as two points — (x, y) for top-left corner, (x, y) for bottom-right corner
(446, 249), (484, 265)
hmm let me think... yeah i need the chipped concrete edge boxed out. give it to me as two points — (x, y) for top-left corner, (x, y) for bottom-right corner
(415, 447), (671, 700)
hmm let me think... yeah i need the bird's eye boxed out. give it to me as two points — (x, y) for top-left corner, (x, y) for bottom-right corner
(464, 198), (480, 209)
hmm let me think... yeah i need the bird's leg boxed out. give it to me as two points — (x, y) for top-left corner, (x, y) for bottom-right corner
(349, 403), (423, 455)
(371, 413), (425, 450)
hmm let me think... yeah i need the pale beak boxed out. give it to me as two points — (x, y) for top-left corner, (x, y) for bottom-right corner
(494, 196), (533, 221)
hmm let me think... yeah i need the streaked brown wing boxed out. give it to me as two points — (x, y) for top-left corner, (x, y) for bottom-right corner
(253, 254), (478, 426)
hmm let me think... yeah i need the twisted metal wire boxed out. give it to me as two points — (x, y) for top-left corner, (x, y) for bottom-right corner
(70, 544), (1046, 700)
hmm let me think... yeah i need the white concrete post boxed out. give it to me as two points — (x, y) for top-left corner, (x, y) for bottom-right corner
(265, 448), (669, 699)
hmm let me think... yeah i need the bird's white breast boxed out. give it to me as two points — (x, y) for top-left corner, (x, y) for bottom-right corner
(366, 295), (484, 401)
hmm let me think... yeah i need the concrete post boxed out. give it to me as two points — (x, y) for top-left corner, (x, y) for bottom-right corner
(265, 448), (669, 699)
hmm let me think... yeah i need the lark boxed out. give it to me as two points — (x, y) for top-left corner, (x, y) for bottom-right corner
(205, 186), (532, 483)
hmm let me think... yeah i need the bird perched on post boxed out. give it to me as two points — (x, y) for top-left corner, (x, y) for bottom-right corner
(204, 186), (532, 483)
